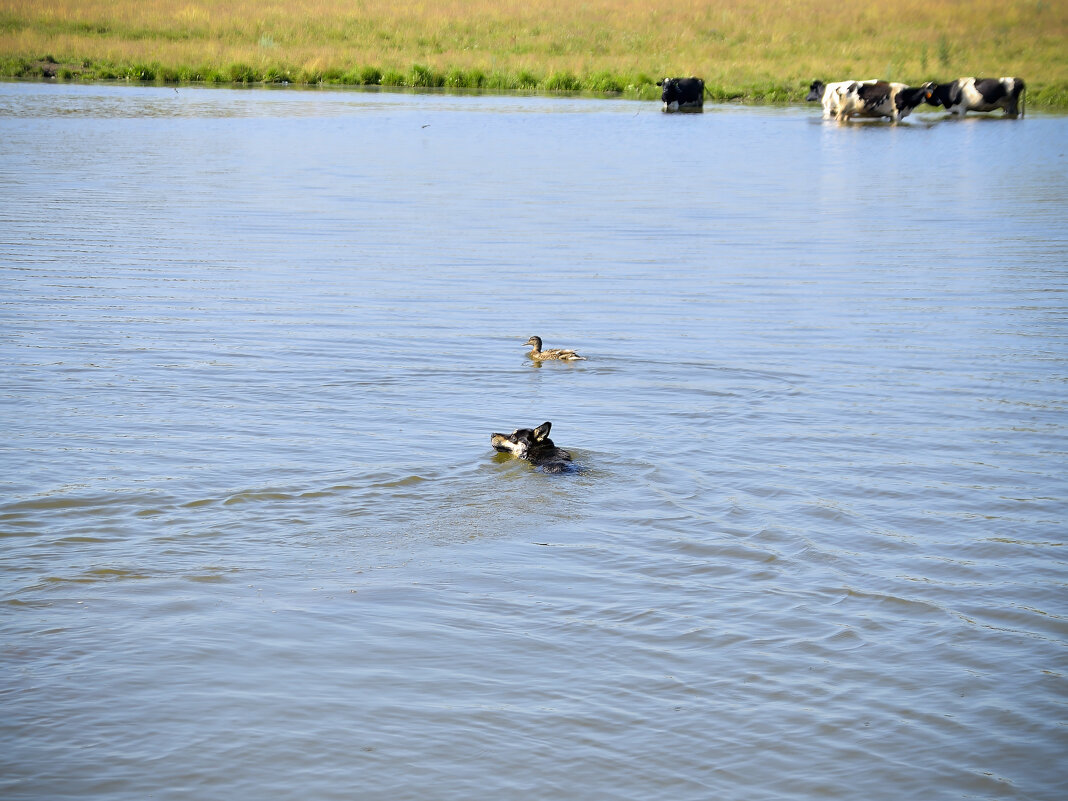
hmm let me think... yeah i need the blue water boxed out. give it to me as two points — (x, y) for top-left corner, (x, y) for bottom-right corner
(1, 81), (1066, 800)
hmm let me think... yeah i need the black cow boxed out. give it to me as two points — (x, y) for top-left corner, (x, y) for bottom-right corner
(657, 77), (705, 113)
(923, 77), (1026, 118)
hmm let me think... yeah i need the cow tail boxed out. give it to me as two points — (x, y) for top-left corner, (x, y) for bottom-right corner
(1020, 82), (1026, 118)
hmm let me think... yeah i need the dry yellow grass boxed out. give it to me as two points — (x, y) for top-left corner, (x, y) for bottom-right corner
(2, 0), (1066, 103)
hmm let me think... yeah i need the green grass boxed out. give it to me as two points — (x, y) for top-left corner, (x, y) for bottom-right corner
(1, 0), (1066, 106)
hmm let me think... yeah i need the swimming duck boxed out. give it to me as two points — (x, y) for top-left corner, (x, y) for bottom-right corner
(523, 336), (586, 362)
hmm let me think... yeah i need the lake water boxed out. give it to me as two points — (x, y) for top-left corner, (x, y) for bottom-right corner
(1, 81), (1066, 800)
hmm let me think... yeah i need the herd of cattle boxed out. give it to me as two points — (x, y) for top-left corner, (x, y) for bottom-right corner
(656, 75), (1026, 121)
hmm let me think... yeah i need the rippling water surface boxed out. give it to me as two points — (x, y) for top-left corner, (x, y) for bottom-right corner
(1, 82), (1066, 800)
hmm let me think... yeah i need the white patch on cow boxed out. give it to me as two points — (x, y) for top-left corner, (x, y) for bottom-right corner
(956, 78), (982, 114)
(819, 79), (877, 120)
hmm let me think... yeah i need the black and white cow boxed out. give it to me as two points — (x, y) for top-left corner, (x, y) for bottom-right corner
(657, 77), (705, 113)
(809, 80), (926, 123)
(806, 79), (877, 119)
(837, 81), (928, 123)
(923, 77), (1025, 118)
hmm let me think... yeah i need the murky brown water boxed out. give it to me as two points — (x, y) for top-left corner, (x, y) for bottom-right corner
(1, 81), (1066, 800)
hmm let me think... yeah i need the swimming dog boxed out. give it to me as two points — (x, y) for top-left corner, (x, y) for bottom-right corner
(490, 421), (573, 474)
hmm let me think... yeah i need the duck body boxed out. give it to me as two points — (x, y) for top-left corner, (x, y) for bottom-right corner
(524, 335), (586, 362)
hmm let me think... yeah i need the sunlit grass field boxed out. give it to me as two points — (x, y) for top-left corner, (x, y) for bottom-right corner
(2, 0), (1066, 105)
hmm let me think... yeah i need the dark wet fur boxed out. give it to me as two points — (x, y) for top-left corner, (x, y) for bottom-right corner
(490, 421), (573, 474)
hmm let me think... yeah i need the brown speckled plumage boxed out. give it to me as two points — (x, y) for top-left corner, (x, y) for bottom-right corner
(523, 336), (586, 361)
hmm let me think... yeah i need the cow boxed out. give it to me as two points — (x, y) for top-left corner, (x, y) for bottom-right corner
(806, 79), (877, 120)
(922, 77), (1026, 118)
(836, 81), (928, 123)
(657, 77), (705, 113)
(808, 80), (925, 123)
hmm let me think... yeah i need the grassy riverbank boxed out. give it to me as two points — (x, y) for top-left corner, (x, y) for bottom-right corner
(2, 0), (1067, 106)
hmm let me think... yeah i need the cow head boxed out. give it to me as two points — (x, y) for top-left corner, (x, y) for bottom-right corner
(805, 80), (825, 102)
(922, 81), (961, 109)
(895, 86), (928, 112)
(658, 77), (679, 103)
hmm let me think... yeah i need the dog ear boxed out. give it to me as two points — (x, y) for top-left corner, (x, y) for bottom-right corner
(534, 422), (552, 440)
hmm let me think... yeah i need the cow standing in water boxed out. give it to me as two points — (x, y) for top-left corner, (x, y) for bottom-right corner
(806, 79), (877, 119)
(807, 79), (926, 123)
(834, 81), (929, 123)
(657, 77), (705, 113)
(923, 77), (1026, 117)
